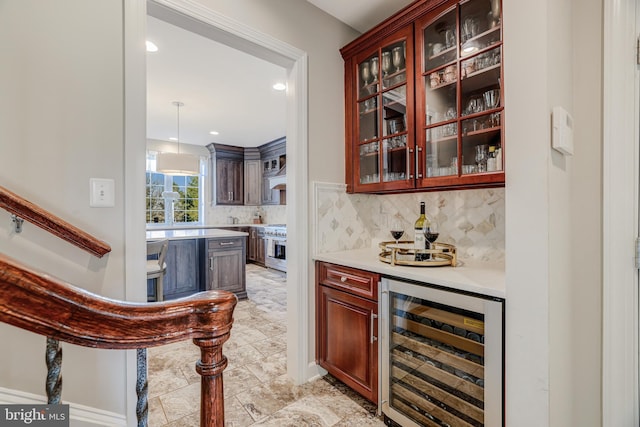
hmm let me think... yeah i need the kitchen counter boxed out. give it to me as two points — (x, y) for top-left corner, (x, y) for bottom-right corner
(314, 247), (505, 299)
(146, 228), (248, 241)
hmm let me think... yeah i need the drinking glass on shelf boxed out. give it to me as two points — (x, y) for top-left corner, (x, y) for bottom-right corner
(370, 57), (379, 82)
(392, 46), (404, 72)
(390, 221), (404, 245)
(475, 144), (489, 172)
(382, 51), (392, 77)
(361, 61), (371, 86)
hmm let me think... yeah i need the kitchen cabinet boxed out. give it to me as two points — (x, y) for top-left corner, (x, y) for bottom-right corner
(258, 137), (286, 205)
(159, 239), (201, 301)
(207, 143), (244, 205)
(247, 226), (265, 266)
(202, 237), (247, 299)
(341, 0), (504, 193)
(316, 261), (380, 404)
(244, 148), (262, 206)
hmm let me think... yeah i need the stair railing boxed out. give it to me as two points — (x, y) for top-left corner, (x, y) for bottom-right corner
(0, 186), (235, 426)
(0, 185), (111, 258)
(0, 253), (237, 426)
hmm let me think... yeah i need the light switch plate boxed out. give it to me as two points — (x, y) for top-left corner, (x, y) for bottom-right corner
(90, 178), (115, 207)
(552, 106), (574, 155)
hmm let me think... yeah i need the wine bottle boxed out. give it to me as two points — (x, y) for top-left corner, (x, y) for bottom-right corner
(414, 202), (429, 261)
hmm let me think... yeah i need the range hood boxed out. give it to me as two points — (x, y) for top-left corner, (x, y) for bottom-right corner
(269, 164), (287, 190)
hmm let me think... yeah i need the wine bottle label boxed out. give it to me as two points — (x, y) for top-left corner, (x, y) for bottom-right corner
(414, 232), (425, 249)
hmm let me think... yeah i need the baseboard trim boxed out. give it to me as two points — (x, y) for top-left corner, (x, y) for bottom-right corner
(0, 387), (126, 426)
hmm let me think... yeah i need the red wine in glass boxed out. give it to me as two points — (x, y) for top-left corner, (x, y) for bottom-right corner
(391, 230), (404, 243)
(390, 221), (404, 244)
(424, 227), (439, 259)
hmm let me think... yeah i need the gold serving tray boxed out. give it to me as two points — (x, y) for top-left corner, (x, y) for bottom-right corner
(378, 241), (457, 267)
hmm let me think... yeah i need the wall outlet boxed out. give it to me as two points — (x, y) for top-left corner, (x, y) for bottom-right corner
(90, 178), (115, 207)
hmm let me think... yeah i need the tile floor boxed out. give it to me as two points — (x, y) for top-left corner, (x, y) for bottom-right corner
(148, 264), (386, 426)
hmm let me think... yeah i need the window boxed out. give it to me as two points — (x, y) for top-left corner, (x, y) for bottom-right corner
(146, 152), (204, 225)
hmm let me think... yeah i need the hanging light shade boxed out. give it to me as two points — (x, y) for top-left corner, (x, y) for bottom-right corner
(156, 101), (200, 176)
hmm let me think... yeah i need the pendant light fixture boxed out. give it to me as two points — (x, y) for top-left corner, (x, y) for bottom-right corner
(156, 101), (200, 176)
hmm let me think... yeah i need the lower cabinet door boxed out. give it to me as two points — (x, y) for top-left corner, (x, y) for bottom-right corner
(163, 239), (201, 300)
(317, 284), (378, 403)
(206, 247), (247, 299)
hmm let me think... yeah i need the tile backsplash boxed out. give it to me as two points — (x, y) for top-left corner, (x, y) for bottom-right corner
(206, 204), (286, 225)
(313, 182), (504, 262)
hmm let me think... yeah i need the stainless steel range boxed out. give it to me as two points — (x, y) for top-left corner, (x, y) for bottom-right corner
(264, 224), (286, 273)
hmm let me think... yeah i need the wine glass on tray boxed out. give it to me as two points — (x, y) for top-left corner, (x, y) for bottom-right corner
(390, 220), (404, 245)
(423, 223), (440, 260)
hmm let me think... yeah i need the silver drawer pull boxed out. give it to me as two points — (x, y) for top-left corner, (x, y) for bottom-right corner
(371, 313), (378, 343)
(340, 276), (348, 282)
(219, 241), (236, 246)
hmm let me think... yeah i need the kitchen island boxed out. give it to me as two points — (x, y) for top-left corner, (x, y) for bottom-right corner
(146, 228), (248, 300)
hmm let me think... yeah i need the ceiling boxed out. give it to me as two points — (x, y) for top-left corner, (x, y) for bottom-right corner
(145, 1), (414, 148)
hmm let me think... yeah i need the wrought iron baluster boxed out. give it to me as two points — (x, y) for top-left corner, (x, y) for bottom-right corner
(45, 337), (62, 404)
(136, 348), (149, 427)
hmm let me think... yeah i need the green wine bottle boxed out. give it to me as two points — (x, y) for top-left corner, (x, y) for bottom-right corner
(414, 202), (430, 261)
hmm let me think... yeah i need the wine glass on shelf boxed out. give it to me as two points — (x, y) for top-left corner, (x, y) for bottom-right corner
(370, 57), (379, 82)
(392, 46), (404, 73)
(390, 220), (404, 245)
(382, 51), (392, 78)
(361, 61), (371, 86)
(423, 222), (440, 260)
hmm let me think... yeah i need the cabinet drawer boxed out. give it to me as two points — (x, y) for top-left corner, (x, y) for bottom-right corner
(208, 237), (244, 250)
(317, 261), (379, 301)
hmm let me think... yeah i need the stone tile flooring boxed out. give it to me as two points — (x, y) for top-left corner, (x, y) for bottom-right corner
(148, 264), (385, 426)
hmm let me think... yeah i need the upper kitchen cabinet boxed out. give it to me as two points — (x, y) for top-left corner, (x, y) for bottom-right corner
(244, 148), (262, 206)
(341, 0), (503, 194)
(207, 143), (244, 205)
(258, 137), (286, 205)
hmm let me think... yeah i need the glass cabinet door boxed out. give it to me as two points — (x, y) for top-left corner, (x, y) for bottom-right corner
(416, 0), (503, 188)
(355, 27), (413, 190)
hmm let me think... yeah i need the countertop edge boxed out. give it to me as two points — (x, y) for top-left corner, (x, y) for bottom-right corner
(314, 248), (505, 299)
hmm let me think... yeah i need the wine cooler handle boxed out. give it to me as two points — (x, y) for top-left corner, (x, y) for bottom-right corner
(371, 313), (378, 343)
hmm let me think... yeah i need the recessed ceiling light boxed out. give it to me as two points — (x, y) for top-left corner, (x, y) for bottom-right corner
(146, 41), (158, 52)
(169, 137), (178, 141)
(273, 83), (286, 91)
(209, 131), (219, 135)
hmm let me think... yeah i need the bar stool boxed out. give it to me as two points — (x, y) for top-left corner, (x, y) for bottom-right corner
(147, 240), (168, 302)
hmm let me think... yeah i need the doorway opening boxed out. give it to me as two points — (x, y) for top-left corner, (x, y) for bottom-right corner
(144, 0), (311, 391)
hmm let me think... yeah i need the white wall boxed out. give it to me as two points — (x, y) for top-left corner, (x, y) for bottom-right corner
(505, 0), (603, 425)
(570, 0), (603, 423)
(0, 0), (129, 415)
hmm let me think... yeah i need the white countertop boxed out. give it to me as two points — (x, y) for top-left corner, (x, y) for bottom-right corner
(146, 228), (248, 241)
(314, 247), (505, 299)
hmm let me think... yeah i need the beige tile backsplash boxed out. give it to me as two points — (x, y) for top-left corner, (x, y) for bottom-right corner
(313, 182), (505, 262)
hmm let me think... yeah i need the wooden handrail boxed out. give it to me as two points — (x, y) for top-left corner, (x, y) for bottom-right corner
(0, 185), (111, 258)
(0, 253), (237, 426)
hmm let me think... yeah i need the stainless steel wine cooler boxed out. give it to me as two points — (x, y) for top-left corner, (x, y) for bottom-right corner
(380, 278), (504, 427)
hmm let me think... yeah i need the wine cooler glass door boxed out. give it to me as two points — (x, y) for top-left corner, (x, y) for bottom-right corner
(380, 278), (504, 427)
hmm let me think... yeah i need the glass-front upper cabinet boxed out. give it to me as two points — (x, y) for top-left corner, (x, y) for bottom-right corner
(351, 25), (415, 193)
(416, 0), (503, 189)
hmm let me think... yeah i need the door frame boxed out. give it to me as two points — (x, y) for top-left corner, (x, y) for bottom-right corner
(603, 0), (640, 424)
(124, 0), (312, 422)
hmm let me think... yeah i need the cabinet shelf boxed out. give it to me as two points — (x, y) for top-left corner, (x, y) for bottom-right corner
(427, 45), (456, 62)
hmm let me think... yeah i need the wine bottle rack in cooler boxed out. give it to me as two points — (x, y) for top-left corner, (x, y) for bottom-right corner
(381, 278), (504, 427)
